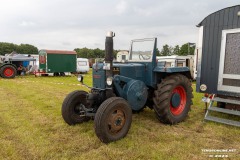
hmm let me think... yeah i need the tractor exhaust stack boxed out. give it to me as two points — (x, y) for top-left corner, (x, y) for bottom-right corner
(104, 31), (115, 82)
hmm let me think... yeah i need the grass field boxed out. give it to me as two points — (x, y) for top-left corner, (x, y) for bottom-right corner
(0, 71), (239, 160)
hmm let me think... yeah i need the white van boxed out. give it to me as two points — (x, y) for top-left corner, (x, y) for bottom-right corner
(77, 58), (89, 73)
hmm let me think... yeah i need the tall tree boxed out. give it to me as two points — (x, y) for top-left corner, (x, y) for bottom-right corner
(93, 48), (105, 58)
(173, 45), (180, 55)
(179, 43), (195, 55)
(160, 44), (172, 56)
(74, 47), (91, 58)
(0, 42), (18, 55)
(156, 48), (160, 56)
(188, 43), (196, 55)
(17, 44), (38, 55)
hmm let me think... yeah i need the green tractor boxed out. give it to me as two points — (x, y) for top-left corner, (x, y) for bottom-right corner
(62, 32), (193, 143)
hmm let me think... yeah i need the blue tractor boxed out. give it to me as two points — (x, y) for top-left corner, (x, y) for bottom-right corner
(62, 32), (193, 143)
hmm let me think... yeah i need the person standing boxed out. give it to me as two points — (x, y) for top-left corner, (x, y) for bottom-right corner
(17, 64), (23, 75)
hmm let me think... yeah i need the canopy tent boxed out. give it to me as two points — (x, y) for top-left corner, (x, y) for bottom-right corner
(4, 53), (36, 62)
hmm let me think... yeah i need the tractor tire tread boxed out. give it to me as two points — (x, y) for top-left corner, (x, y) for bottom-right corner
(94, 97), (132, 143)
(153, 74), (193, 124)
(0, 65), (16, 78)
(62, 90), (90, 125)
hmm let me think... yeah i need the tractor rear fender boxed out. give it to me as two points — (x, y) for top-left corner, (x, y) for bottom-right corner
(153, 66), (190, 73)
(0, 63), (17, 69)
(153, 67), (192, 84)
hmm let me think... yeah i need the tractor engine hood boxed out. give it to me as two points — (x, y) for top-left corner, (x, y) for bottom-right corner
(92, 62), (147, 89)
(112, 63), (146, 81)
(113, 62), (145, 68)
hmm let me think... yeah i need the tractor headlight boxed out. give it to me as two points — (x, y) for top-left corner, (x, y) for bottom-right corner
(106, 77), (113, 86)
(77, 75), (84, 83)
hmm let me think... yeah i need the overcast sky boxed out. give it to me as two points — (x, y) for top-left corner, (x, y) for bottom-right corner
(0, 0), (239, 51)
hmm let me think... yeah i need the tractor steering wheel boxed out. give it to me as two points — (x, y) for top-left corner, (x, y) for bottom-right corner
(139, 53), (151, 60)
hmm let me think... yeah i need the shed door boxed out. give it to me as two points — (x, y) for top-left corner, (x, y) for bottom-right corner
(218, 29), (240, 93)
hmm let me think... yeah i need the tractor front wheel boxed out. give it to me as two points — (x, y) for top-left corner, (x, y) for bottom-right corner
(94, 97), (132, 143)
(62, 90), (90, 125)
(153, 74), (193, 124)
(0, 65), (16, 78)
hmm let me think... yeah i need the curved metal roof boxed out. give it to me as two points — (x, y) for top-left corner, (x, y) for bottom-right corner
(197, 5), (240, 27)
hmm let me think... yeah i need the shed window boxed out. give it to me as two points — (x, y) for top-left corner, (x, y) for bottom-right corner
(223, 33), (240, 75)
(223, 78), (240, 87)
(218, 28), (240, 93)
(39, 55), (46, 64)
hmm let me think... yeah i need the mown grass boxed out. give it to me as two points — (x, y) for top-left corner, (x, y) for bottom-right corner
(0, 71), (239, 160)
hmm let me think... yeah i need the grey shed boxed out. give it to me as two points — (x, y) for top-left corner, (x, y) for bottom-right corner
(196, 5), (240, 97)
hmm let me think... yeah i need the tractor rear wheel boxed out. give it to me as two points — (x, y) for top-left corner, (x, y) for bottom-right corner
(0, 65), (16, 78)
(62, 90), (90, 125)
(94, 97), (132, 143)
(153, 74), (193, 124)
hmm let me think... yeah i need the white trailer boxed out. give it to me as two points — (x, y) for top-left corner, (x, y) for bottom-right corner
(77, 58), (89, 73)
(157, 55), (196, 79)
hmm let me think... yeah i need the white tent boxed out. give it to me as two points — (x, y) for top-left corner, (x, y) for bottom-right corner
(4, 53), (36, 62)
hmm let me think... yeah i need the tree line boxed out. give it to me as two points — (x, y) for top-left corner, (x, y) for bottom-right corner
(157, 43), (195, 56)
(74, 47), (119, 59)
(0, 42), (195, 57)
(74, 43), (195, 58)
(0, 42), (38, 55)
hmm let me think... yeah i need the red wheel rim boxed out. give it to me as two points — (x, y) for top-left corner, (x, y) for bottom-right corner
(170, 86), (186, 116)
(4, 67), (14, 77)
